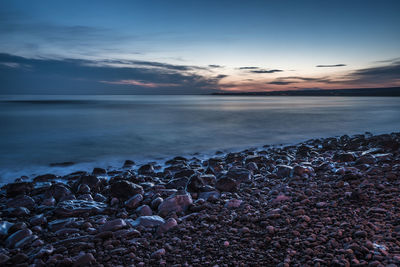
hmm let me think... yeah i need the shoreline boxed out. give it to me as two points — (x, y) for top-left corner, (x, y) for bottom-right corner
(1, 132), (400, 265)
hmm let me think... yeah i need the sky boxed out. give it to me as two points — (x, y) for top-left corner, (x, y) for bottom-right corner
(0, 0), (399, 94)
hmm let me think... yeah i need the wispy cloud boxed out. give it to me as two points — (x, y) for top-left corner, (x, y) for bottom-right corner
(238, 67), (259, 70)
(316, 64), (346, 67)
(0, 53), (224, 94)
(250, 69), (283, 74)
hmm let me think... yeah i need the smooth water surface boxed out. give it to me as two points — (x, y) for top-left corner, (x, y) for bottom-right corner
(1, 95), (400, 184)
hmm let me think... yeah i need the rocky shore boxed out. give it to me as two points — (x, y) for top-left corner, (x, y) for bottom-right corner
(1, 132), (400, 266)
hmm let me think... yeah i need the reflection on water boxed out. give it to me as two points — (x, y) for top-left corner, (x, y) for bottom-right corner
(1, 95), (400, 183)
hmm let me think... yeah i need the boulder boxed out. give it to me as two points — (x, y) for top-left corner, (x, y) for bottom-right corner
(110, 180), (143, 199)
(158, 191), (193, 217)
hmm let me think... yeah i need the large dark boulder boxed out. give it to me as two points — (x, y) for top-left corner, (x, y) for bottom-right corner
(110, 180), (143, 199)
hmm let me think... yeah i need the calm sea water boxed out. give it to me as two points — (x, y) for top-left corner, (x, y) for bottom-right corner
(1, 95), (400, 184)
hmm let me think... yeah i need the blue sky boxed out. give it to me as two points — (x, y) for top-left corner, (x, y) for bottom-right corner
(1, 0), (399, 94)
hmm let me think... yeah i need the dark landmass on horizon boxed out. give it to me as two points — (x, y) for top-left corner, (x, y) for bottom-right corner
(213, 87), (400, 96)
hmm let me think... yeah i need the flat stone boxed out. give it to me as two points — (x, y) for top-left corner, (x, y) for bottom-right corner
(54, 200), (106, 217)
(5, 228), (32, 248)
(99, 219), (127, 232)
(128, 215), (165, 228)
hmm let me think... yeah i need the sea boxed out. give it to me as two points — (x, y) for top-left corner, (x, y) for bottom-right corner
(1, 95), (400, 184)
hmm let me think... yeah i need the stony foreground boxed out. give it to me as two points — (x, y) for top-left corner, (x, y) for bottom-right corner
(1, 132), (400, 266)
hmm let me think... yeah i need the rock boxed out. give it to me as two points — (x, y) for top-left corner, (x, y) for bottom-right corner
(151, 197), (163, 210)
(6, 195), (35, 210)
(46, 183), (72, 201)
(276, 165), (293, 178)
(48, 218), (77, 231)
(123, 160), (135, 168)
(93, 193), (107, 202)
(157, 218), (177, 234)
(29, 214), (47, 226)
(124, 194), (143, 209)
(99, 219), (127, 232)
(186, 175), (205, 192)
(128, 216), (165, 228)
(316, 201), (327, 208)
(5, 229), (32, 248)
(151, 248), (166, 259)
(174, 169), (195, 178)
(6, 182), (33, 197)
(333, 152), (356, 162)
(158, 191), (193, 217)
(138, 164), (154, 175)
(166, 177), (188, 189)
(0, 221), (14, 237)
(76, 175), (101, 192)
(4, 207), (30, 216)
(215, 176), (237, 192)
(198, 191), (220, 201)
(54, 200), (107, 217)
(224, 199), (243, 208)
(226, 168), (252, 183)
(73, 253), (96, 267)
(136, 205), (153, 216)
(33, 174), (57, 182)
(92, 168), (106, 175)
(110, 180), (144, 199)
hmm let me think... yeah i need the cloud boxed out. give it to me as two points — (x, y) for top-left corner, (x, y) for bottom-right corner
(0, 53), (223, 94)
(268, 81), (296, 85)
(343, 60), (400, 84)
(238, 67), (259, 70)
(316, 64), (346, 67)
(216, 74), (228, 79)
(250, 69), (283, 74)
(208, 64), (223, 68)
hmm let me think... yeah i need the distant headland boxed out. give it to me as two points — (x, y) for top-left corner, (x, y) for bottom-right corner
(212, 87), (400, 96)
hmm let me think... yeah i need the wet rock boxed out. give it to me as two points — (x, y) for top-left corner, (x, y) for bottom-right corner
(110, 180), (144, 199)
(92, 167), (106, 175)
(138, 164), (154, 175)
(174, 169), (196, 178)
(93, 193), (107, 202)
(5, 182), (33, 197)
(46, 183), (72, 201)
(99, 219), (127, 232)
(48, 218), (77, 231)
(33, 174), (57, 182)
(124, 194), (143, 209)
(29, 214), (47, 226)
(54, 200), (107, 217)
(4, 207), (30, 216)
(165, 177), (188, 189)
(158, 190), (193, 217)
(128, 215), (165, 228)
(0, 221), (14, 237)
(123, 160), (135, 168)
(76, 175), (101, 192)
(5, 228), (32, 248)
(6, 195), (35, 210)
